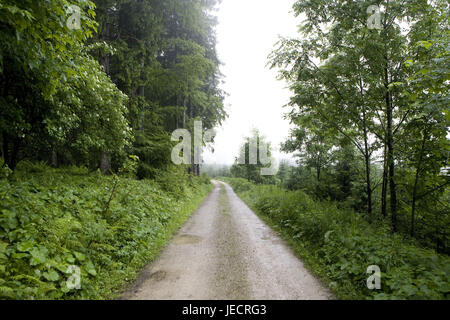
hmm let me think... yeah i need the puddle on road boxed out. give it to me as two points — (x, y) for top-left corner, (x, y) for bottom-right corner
(173, 234), (203, 245)
(149, 270), (167, 281)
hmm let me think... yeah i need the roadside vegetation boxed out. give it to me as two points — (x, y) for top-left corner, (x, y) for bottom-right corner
(0, 161), (212, 299)
(268, 0), (449, 251)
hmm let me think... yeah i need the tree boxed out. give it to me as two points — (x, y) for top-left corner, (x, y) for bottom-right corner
(0, 0), (130, 170)
(91, 0), (227, 177)
(231, 129), (276, 184)
(270, 0), (447, 234)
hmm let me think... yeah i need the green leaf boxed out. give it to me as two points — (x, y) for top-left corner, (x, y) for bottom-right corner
(74, 252), (85, 262)
(85, 260), (97, 276)
(30, 247), (48, 266)
(404, 60), (414, 67)
(65, 254), (75, 264)
(419, 68), (430, 75)
(0, 241), (8, 254)
(11, 252), (28, 259)
(417, 41), (432, 50)
(43, 269), (59, 282)
(17, 241), (34, 252)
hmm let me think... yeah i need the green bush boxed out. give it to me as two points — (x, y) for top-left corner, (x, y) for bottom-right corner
(153, 166), (189, 198)
(223, 177), (450, 300)
(0, 163), (212, 299)
(0, 159), (12, 180)
(223, 177), (253, 193)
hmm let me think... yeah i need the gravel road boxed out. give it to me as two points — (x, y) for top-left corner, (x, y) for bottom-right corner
(121, 180), (333, 300)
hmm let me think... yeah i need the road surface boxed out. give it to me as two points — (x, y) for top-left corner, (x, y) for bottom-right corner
(121, 180), (333, 300)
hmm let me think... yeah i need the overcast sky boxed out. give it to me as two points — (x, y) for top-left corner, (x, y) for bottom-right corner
(202, 0), (300, 165)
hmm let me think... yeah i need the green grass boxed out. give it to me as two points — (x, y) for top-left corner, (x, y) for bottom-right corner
(221, 177), (450, 300)
(219, 184), (231, 217)
(0, 162), (212, 299)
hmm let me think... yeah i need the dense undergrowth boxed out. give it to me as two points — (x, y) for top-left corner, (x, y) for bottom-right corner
(0, 161), (212, 299)
(222, 178), (450, 300)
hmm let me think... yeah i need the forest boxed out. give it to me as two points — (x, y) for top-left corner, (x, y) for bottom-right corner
(0, 0), (226, 175)
(0, 0), (222, 299)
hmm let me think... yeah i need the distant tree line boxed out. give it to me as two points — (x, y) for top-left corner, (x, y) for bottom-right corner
(230, 129), (277, 185)
(200, 164), (231, 178)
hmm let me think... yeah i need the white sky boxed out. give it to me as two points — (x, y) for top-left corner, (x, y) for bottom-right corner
(203, 0), (300, 165)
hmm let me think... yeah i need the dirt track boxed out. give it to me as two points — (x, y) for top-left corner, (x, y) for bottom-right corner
(121, 180), (333, 300)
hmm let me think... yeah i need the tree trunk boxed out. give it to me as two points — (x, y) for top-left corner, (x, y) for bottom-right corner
(183, 95), (186, 129)
(176, 95), (179, 129)
(102, 53), (110, 75)
(99, 21), (111, 174)
(139, 61), (145, 133)
(10, 138), (20, 170)
(2, 132), (9, 168)
(100, 152), (111, 174)
(316, 154), (321, 182)
(362, 105), (372, 217)
(385, 67), (397, 233)
(364, 154), (372, 217)
(189, 97), (196, 174)
(51, 145), (58, 168)
(435, 222), (441, 253)
(381, 143), (388, 217)
(411, 131), (427, 237)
